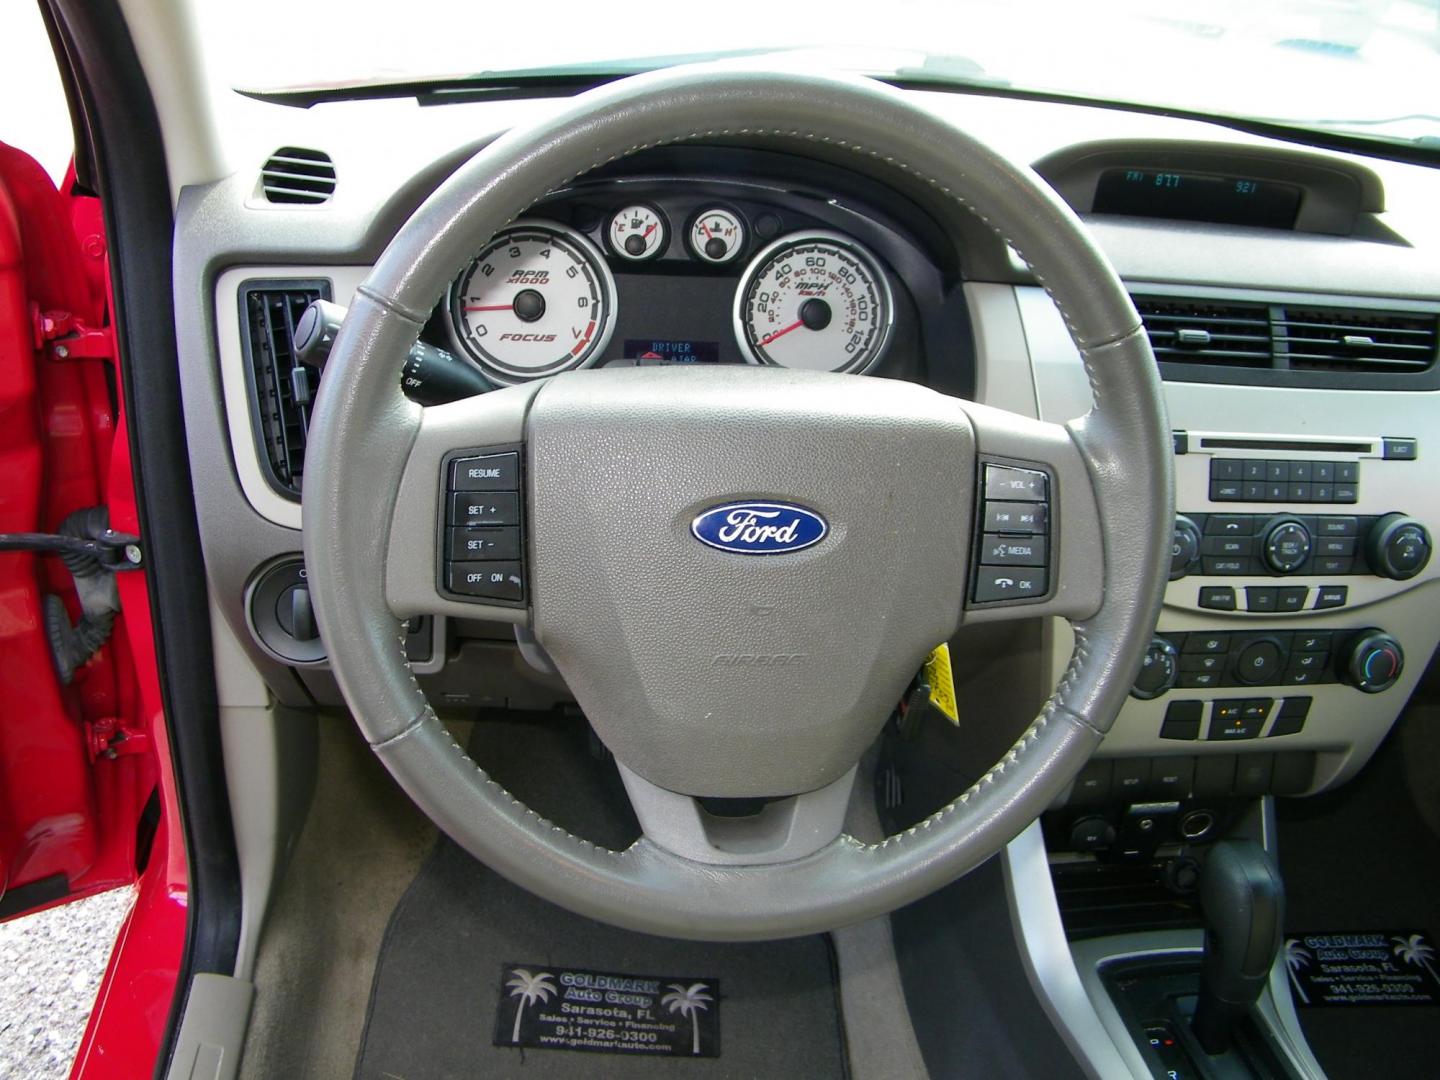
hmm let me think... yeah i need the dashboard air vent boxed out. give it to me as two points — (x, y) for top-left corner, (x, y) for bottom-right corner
(239, 280), (331, 496)
(1276, 307), (1437, 373)
(1132, 293), (1440, 390)
(1134, 296), (1272, 367)
(260, 147), (336, 204)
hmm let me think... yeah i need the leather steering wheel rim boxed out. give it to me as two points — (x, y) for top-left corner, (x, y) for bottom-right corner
(302, 65), (1173, 941)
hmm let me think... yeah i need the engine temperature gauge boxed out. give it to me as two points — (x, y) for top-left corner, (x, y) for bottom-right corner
(607, 204), (667, 261)
(689, 207), (746, 264)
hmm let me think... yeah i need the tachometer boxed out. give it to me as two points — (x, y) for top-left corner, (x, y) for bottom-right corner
(733, 231), (892, 374)
(447, 221), (616, 384)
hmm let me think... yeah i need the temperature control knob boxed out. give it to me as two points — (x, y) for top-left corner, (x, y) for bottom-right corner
(1343, 630), (1404, 694)
(1364, 514), (1432, 581)
(1261, 517), (1312, 574)
(1132, 637), (1180, 700)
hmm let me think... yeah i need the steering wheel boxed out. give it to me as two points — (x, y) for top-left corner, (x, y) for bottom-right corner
(302, 66), (1172, 941)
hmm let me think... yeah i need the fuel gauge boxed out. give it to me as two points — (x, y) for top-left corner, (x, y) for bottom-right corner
(689, 208), (746, 264)
(608, 204), (667, 261)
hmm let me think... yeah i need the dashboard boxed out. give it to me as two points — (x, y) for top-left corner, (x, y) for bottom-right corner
(175, 86), (1440, 833)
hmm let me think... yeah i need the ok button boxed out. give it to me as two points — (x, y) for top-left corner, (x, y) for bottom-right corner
(1235, 639), (1284, 685)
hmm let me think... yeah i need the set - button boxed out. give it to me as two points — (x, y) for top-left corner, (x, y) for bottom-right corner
(442, 450), (526, 603)
(973, 465), (1052, 603)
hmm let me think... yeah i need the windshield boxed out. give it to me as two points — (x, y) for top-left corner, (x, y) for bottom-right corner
(198, 0), (1440, 149)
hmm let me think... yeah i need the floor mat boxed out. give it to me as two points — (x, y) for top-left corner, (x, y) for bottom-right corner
(1277, 724), (1440, 1080)
(353, 713), (849, 1079)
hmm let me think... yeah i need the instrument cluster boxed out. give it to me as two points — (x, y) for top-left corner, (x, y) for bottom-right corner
(444, 186), (908, 386)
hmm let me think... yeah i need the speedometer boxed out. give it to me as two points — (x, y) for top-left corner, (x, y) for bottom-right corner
(732, 231), (893, 374)
(447, 221), (616, 384)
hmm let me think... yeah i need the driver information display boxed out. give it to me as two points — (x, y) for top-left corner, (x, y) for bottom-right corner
(494, 963), (720, 1058)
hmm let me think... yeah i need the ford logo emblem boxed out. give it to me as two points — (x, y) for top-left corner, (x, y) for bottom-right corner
(691, 501), (828, 555)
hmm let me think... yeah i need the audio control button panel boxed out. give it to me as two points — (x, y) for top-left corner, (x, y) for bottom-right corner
(1171, 511), (1432, 582)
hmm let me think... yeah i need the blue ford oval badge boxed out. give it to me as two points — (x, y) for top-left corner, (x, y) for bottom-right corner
(691, 501), (828, 555)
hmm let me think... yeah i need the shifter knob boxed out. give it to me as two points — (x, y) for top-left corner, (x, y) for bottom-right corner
(1192, 840), (1285, 1055)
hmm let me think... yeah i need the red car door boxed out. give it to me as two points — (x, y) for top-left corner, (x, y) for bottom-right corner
(0, 138), (187, 1077)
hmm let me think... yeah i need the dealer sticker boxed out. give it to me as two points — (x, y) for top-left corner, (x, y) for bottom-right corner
(494, 963), (720, 1057)
(1284, 930), (1440, 1007)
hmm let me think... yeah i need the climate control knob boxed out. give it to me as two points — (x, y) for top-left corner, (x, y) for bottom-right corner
(1261, 517), (1312, 574)
(1343, 630), (1404, 694)
(1132, 637), (1180, 700)
(1364, 514), (1432, 581)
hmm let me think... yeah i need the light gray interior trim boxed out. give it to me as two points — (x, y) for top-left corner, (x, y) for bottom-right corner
(1001, 822), (1145, 1079)
(617, 764), (857, 865)
(965, 282), (1041, 420)
(220, 703), (317, 982)
(835, 752), (929, 1080)
(164, 974), (255, 1080)
(1069, 932), (1326, 1080)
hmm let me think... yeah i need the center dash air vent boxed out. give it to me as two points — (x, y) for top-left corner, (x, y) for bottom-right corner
(239, 280), (332, 496)
(260, 147), (336, 204)
(1132, 294), (1440, 391)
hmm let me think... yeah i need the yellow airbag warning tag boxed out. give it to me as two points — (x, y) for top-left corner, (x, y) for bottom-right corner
(923, 644), (959, 724)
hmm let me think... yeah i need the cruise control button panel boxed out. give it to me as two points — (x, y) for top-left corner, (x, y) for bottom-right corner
(971, 463), (1053, 605)
(438, 447), (527, 605)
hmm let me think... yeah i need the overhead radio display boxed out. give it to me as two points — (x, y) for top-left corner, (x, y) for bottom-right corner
(1093, 168), (1302, 229)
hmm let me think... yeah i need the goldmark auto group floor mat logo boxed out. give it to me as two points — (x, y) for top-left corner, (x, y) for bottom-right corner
(494, 963), (720, 1057)
(1285, 930), (1440, 1007)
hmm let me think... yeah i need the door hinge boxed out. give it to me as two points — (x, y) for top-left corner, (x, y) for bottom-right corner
(31, 304), (113, 361)
(85, 716), (151, 763)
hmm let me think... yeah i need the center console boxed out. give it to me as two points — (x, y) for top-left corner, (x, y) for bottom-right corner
(1000, 276), (1440, 1079)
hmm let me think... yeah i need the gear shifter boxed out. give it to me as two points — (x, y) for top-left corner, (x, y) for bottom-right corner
(1192, 839), (1285, 1055)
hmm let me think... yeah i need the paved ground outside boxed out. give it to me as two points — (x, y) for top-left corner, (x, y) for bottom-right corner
(0, 889), (134, 1079)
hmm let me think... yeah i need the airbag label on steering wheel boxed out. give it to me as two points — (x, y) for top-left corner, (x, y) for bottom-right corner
(494, 963), (720, 1058)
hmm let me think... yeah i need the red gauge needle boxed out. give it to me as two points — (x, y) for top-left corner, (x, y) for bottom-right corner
(701, 221), (714, 240)
(760, 320), (804, 346)
(642, 223), (657, 239)
(464, 303), (513, 312)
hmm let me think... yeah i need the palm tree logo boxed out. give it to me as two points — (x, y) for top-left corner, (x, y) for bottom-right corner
(1391, 934), (1439, 985)
(660, 982), (713, 1055)
(1284, 939), (1313, 1005)
(506, 968), (557, 1044)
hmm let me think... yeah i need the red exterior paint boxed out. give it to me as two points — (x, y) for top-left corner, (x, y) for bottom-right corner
(0, 142), (188, 1077)
(0, 143), (106, 903)
(70, 409), (188, 1080)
